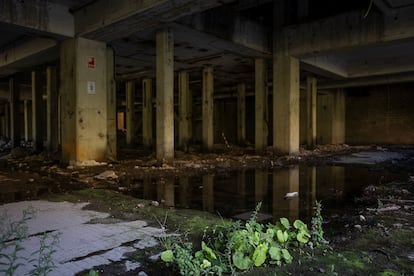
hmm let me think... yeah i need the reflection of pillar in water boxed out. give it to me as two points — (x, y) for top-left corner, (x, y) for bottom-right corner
(317, 166), (344, 200)
(143, 177), (152, 199)
(255, 170), (268, 204)
(202, 175), (214, 212)
(301, 166), (317, 218)
(157, 178), (175, 207)
(273, 166), (299, 222)
(179, 177), (190, 208)
(237, 171), (246, 210)
(332, 166), (344, 199)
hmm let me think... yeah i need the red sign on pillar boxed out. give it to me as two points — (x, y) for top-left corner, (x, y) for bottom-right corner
(88, 57), (95, 69)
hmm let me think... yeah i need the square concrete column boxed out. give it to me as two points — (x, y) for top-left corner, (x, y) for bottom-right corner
(32, 70), (45, 151)
(255, 58), (268, 151)
(125, 80), (135, 147)
(9, 77), (20, 148)
(273, 54), (300, 155)
(332, 89), (346, 144)
(142, 78), (153, 148)
(306, 76), (317, 149)
(202, 66), (214, 150)
(46, 66), (58, 152)
(156, 28), (174, 164)
(106, 47), (117, 160)
(178, 71), (191, 150)
(60, 38), (111, 164)
(4, 103), (10, 139)
(237, 83), (246, 144)
(23, 100), (31, 142)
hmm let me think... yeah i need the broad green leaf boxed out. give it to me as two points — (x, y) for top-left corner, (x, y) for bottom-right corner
(200, 259), (212, 269)
(276, 230), (287, 243)
(201, 241), (217, 260)
(293, 219), (307, 230)
(253, 244), (268, 266)
(160, 250), (174, 262)
(297, 230), (311, 243)
(232, 251), (252, 270)
(280, 217), (290, 229)
(269, 246), (281, 261)
(281, 249), (292, 263)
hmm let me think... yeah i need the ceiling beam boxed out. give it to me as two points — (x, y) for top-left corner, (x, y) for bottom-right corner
(0, 0), (74, 37)
(74, 0), (236, 42)
(286, 8), (414, 57)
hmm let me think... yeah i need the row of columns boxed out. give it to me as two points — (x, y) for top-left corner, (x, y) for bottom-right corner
(121, 27), (344, 164)
(1, 67), (59, 152)
(0, 28), (344, 165)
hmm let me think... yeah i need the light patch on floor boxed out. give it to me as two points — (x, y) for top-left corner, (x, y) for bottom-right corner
(0, 200), (166, 276)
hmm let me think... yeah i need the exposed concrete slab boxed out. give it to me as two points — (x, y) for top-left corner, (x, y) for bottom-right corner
(0, 200), (166, 276)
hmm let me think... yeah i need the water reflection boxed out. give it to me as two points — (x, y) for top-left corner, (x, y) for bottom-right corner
(0, 166), (400, 223)
(139, 166), (398, 223)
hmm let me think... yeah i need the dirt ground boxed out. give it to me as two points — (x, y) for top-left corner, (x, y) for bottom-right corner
(0, 143), (413, 275)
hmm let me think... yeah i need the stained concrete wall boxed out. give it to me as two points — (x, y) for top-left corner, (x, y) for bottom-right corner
(346, 83), (414, 145)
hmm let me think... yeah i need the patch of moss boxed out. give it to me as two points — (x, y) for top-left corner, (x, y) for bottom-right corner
(45, 188), (226, 236)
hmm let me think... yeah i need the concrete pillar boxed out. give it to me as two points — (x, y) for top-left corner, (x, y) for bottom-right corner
(306, 76), (317, 149)
(237, 83), (246, 144)
(178, 71), (191, 150)
(46, 66), (58, 152)
(32, 70), (45, 151)
(4, 103), (10, 139)
(332, 89), (346, 144)
(255, 58), (267, 151)
(106, 47), (117, 160)
(273, 166), (299, 222)
(202, 66), (214, 150)
(156, 28), (174, 164)
(142, 78), (153, 148)
(9, 77), (20, 148)
(202, 174), (214, 212)
(60, 38), (111, 164)
(23, 100), (30, 142)
(273, 54), (300, 155)
(125, 80), (135, 147)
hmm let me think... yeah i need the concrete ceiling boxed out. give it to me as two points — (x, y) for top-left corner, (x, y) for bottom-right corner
(1, 0), (414, 97)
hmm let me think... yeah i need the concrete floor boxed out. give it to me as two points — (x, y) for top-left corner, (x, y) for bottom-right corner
(0, 200), (167, 275)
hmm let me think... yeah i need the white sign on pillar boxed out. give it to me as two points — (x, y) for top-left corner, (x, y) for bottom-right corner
(87, 81), (96, 94)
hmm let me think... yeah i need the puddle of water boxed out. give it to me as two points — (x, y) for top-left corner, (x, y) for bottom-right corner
(0, 165), (402, 224)
(124, 166), (402, 223)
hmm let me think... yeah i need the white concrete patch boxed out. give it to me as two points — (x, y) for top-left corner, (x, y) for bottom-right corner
(334, 151), (405, 165)
(0, 200), (166, 276)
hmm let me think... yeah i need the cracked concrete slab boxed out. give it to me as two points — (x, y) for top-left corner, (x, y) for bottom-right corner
(0, 200), (166, 275)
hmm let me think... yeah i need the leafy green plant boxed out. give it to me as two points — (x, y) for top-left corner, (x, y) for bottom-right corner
(0, 207), (60, 276)
(29, 231), (61, 276)
(160, 202), (320, 275)
(83, 269), (100, 276)
(0, 207), (35, 275)
(310, 200), (327, 246)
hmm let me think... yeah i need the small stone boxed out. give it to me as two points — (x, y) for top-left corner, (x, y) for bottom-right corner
(354, 224), (362, 231)
(138, 272), (148, 276)
(359, 215), (366, 222)
(136, 203), (145, 208)
(151, 201), (159, 206)
(28, 178), (35, 183)
(393, 223), (403, 229)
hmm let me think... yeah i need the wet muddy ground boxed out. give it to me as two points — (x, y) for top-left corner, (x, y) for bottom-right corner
(1, 144), (413, 275)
